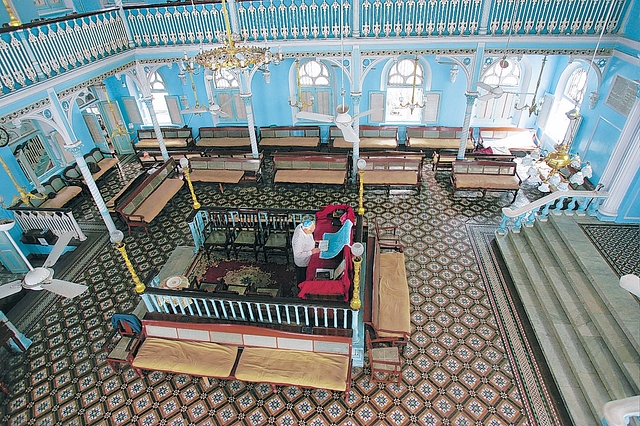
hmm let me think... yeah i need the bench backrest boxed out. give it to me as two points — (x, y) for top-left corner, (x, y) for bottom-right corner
(190, 154), (262, 172)
(117, 158), (177, 216)
(330, 125), (398, 139)
(272, 153), (347, 170)
(138, 127), (192, 141)
(85, 147), (109, 163)
(359, 153), (423, 171)
(452, 160), (517, 176)
(259, 126), (320, 139)
(199, 127), (252, 139)
(406, 126), (471, 140)
(141, 319), (351, 356)
(478, 127), (532, 142)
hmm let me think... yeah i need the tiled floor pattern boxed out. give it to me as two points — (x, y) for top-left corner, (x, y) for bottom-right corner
(579, 223), (640, 277)
(0, 155), (568, 425)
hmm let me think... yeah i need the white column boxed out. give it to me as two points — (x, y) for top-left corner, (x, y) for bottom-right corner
(457, 92), (478, 160)
(241, 94), (260, 158)
(141, 96), (170, 162)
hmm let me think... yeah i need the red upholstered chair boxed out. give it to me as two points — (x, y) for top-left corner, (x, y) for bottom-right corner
(366, 330), (402, 385)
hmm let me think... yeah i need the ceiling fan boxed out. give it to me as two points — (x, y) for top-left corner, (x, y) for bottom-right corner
(0, 219), (88, 300)
(296, 105), (378, 143)
(477, 57), (508, 101)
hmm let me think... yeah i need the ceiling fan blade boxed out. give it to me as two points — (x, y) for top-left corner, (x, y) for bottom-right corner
(336, 122), (359, 143)
(296, 111), (335, 123)
(181, 107), (207, 115)
(492, 86), (504, 97)
(476, 82), (493, 91)
(42, 279), (88, 299)
(478, 92), (496, 101)
(352, 108), (382, 121)
(43, 232), (74, 268)
(0, 280), (23, 299)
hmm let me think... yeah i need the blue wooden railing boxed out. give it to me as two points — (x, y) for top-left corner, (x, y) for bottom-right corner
(0, 0), (628, 96)
(497, 190), (609, 236)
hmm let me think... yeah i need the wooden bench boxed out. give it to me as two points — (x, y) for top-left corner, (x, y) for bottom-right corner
(478, 127), (536, 151)
(364, 234), (410, 345)
(331, 126), (398, 151)
(188, 153), (263, 192)
(450, 160), (521, 202)
(134, 127), (194, 154)
(115, 159), (184, 234)
(258, 126), (321, 151)
(27, 175), (83, 209)
(405, 126), (474, 153)
(358, 152), (424, 193)
(112, 318), (353, 393)
(432, 150), (516, 171)
(195, 126), (253, 152)
(272, 151), (348, 190)
(62, 148), (119, 185)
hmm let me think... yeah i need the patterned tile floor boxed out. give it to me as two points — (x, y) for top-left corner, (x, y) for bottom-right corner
(0, 155), (574, 425)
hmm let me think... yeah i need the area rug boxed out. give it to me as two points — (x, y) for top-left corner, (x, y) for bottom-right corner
(202, 260), (296, 297)
(579, 223), (640, 277)
(467, 224), (569, 426)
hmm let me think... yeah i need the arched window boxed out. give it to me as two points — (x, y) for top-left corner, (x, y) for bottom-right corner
(474, 57), (521, 123)
(140, 72), (173, 126)
(385, 58), (425, 122)
(297, 60), (332, 115)
(211, 69), (246, 122)
(543, 67), (588, 144)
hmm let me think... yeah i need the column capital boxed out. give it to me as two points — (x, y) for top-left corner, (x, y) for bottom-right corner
(240, 93), (253, 105)
(64, 140), (83, 156)
(465, 92), (479, 105)
(350, 92), (362, 105)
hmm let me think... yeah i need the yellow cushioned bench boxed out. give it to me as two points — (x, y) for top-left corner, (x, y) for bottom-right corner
(375, 251), (411, 339)
(451, 160), (521, 202)
(259, 126), (321, 150)
(132, 337), (239, 379)
(235, 347), (351, 392)
(406, 126), (474, 152)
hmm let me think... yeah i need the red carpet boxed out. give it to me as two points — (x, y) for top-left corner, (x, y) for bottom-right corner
(201, 260), (296, 297)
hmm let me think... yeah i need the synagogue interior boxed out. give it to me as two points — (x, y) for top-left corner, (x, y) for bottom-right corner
(0, 0), (639, 424)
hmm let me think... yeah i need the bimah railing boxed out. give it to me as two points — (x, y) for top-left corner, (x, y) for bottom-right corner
(8, 206), (87, 241)
(497, 190), (609, 236)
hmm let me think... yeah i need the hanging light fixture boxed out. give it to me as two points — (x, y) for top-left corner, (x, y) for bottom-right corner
(399, 57), (426, 114)
(515, 55), (547, 116)
(288, 59), (314, 111)
(565, 0), (615, 120)
(194, 0), (281, 71)
(102, 86), (133, 138)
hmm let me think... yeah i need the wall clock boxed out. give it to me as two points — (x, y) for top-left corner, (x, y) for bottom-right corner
(0, 127), (9, 147)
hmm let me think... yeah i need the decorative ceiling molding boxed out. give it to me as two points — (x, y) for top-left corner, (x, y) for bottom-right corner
(484, 48), (613, 56)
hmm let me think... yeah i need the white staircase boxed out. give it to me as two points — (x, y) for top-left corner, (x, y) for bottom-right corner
(495, 214), (640, 426)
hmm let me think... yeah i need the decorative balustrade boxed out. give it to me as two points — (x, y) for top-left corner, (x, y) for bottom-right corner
(141, 287), (356, 331)
(497, 190), (609, 236)
(8, 206), (87, 241)
(0, 0), (628, 96)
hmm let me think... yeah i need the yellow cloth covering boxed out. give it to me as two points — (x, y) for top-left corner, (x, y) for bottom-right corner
(408, 137), (474, 150)
(132, 337), (239, 378)
(196, 137), (251, 148)
(190, 169), (244, 183)
(275, 170), (345, 185)
(364, 170), (418, 185)
(235, 347), (350, 391)
(136, 139), (188, 149)
(454, 174), (520, 190)
(333, 137), (397, 149)
(376, 252), (411, 338)
(41, 186), (83, 209)
(260, 137), (318, 147)
(132, 178), (184, 223)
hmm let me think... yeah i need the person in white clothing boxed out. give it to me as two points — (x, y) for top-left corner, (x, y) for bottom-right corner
(292, 219), (319, 283)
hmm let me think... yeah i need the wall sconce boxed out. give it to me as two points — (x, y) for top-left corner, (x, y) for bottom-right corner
(110, 230), (146, 294)
(350, 242), (364, 310)
(180, 157), (200, 210)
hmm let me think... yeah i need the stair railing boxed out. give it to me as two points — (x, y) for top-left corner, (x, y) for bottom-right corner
(497, 190), (609, 235)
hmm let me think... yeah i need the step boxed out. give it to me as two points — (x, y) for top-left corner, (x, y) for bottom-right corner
(549, 215), (640, 354)
(544, 215), (640, 394)
(529, 221), (637, 399)
(496, 231), (594, 426)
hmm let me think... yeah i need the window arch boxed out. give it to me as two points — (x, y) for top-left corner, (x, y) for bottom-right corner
(210, 69), (246, 123)
(140, 72), (173, 126)
(474, 57), (522, 123)
(294, 60), (332, 115)
(543, 66), (588, 144)
(385, 58), (426, 122)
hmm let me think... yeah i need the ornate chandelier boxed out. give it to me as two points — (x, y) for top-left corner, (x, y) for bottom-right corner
(194, 0), (278, 71)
